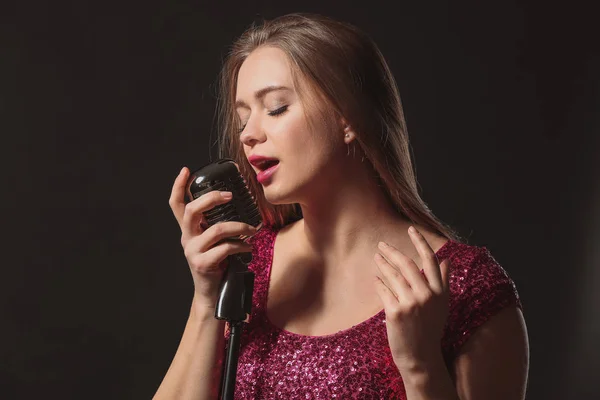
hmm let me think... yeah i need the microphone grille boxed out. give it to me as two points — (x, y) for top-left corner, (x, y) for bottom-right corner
(186, 159), (262, 230)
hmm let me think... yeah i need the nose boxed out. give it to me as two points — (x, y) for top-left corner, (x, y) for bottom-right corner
(239, 115), (266, 147)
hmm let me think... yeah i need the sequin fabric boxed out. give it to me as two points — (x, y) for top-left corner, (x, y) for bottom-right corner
(230, 225), (522, 399)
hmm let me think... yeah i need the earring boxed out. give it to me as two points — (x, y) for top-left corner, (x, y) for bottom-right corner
(346, 142), (357, 157)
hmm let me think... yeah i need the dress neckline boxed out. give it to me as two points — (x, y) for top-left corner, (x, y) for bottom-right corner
(258, 225), (456, 340)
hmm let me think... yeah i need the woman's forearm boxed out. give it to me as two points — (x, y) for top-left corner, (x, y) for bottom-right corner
(153, 298), (226, 400)
(400, 355), (460, 400)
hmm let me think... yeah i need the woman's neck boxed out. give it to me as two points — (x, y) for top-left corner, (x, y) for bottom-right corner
(294, 171), (412, 269)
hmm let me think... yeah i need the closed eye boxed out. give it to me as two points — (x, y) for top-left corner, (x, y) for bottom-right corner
(238, 105), (288, 133)
(268, 105), (288, 116)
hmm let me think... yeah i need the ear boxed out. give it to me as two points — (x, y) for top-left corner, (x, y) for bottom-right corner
(340, 117), (355, 143)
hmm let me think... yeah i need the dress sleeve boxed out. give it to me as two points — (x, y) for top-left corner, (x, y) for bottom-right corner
(246, 225), (276, 275)
(223, 225), (275, 339)
(441, 246), (522, 362)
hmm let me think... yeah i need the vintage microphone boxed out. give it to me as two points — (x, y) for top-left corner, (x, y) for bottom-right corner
(185, 158), (262, 400)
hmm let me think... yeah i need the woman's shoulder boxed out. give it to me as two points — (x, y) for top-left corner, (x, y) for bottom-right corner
(248, 223), (278, 246)
(439, 239), (522, 358)
(247, 220), (301, 272)
(438, 239), (518, 293)
(246, 223), (284, 274)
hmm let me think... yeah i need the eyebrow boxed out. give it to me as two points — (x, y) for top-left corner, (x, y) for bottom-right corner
(235, 85), (291, 109)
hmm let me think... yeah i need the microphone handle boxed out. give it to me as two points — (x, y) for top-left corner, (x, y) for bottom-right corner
(215, 253), (255, 322)
(217, 254), (254, 400)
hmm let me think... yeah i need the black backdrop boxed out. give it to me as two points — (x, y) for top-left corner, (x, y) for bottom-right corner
(2, 1), (599, 399)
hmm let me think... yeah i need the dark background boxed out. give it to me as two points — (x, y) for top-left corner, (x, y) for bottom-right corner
(2, 0), (599, 399)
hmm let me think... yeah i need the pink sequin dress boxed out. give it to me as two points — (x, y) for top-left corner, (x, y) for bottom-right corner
(231, 225), (522, 399)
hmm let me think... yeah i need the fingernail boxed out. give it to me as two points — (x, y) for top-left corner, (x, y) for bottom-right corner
(408, 226), (417, 234)
(378, 241), (388, 248)
(220, 191), (232, 199)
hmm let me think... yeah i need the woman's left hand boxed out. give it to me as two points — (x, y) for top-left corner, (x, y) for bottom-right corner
(374, 226), (451, 373)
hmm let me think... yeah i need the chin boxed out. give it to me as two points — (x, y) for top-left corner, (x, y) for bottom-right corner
(262, 188), (291, 205)
(261, 181), (300, 206)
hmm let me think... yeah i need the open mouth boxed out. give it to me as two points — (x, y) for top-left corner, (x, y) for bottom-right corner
(255, 159), (279, 171)
(254, 159), (280, 184)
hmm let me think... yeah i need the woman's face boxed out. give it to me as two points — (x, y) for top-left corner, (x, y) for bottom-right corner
(235, 46), (344, 205)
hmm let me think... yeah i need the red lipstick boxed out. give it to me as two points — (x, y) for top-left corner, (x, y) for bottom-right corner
(248, 155), (279, 184)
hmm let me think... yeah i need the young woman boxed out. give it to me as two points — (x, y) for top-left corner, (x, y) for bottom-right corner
(155, 13), (529, 400)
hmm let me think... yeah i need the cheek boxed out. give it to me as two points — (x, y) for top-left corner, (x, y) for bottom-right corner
(272, 113), (310, 149)
(289, 131), (337, 174)
(272, 108), (338, 167)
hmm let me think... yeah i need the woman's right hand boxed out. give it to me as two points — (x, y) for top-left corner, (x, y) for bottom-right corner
(168, 167), (257, 305)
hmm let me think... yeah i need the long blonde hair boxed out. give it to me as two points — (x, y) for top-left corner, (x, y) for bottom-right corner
(216, 13), (461, 241)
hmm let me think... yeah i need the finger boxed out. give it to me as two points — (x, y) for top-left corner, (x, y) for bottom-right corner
(377, 241), (428, 292)
(408, 226), (443, 293)
(439, 258), (451, 293)
(374, 253), (412, 302)
(374, 275), (402, 311)
(181, 191), (232, 239)
(168, 167), (189, 228)
(196, 221), (258, 252)
(189, 240), (253, 274)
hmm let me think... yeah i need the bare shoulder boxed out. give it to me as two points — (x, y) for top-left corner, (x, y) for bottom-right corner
(454, 306), (529, 399)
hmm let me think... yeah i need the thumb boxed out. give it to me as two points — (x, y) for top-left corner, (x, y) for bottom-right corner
(169, 166), (189, 227)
